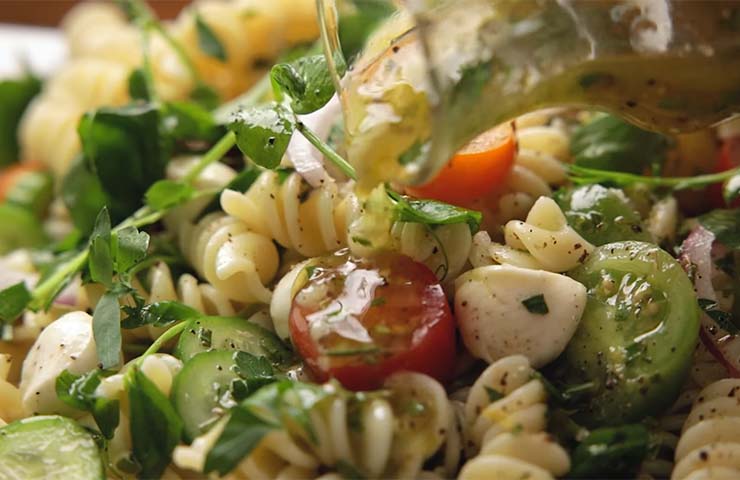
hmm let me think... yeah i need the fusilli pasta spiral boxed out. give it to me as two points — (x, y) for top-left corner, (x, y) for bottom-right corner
(673, 378), (740, 480)
(0, 354), (25, 427)
(174, 372), (451, 479)
(459, 355), (570, 480)
(178, 212), (279, 304)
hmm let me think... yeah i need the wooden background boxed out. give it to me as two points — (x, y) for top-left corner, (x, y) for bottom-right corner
(0, 1), (190, 25)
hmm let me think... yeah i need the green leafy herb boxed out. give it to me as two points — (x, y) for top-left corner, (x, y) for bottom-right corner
(698, 298), (740, 334)
(522, 294), (549, 315)
(114, 226), (150, 272)
(0, 282), (31, 323)
(484, 386), (504, 402)
(568, 164), (740, 192)
(61, 157), (112, 235)
(55, 369), (120, 438)
(163, 101), (223, 142)
(145, 180), (196, 211)
(190, 83), (222, 111)
(195, 13), (227, 62)
(569, 424), (650, 478)
(93, 292), (122, 369)
(89, 208), (113, 287)
(0, 75), (42, 166)
(699, 209), (740, 249)
(78, 104), (169, 217)
(570, 114), (670, 174)
(398, 141), (426, 166)
(351, 236), (372, 247)
(204, 406), (276, 475)
(271, 55), (335, 114)
(122, 300), (201, 329)
(229, 103), (294, 169)
(232, 351), (276, 393)
(532, 371), (595, 406)
(0, 203), (48, 254)
(128, 68), (151, 101)
(197, 327), (212, 347)
(387, 189), (482, 232)
(127, 367), (184, 479)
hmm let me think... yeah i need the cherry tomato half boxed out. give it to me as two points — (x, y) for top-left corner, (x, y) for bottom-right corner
(289, 251), (456, 390)
(406, 123), (516, 204)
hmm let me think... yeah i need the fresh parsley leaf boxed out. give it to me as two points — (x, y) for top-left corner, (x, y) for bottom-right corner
(0, 282), (31, 323)
(145, 179), (196, 211)
(204, 406), (276, 475)
(190, 83), (221, 111)
(56, 369), (120, 439)
(127, 367), (184, 479)
(93, 291), (122, 369)
(570, 114), (670, 174)
(699, 209), (740, 249)
(114, 226), (150, 273)
(163, 100), (223, 143)
(122, 300), (201, 329)
(0, 75), (41, 166)
(229, 103), (294, 169)
(522, 294), (549, 315)
(271, 55), (335, 114)
(232, 351), (276, 392)
(484, 386), (504, 402)
(61, 157), (114, 235)
(698, 297), (740, 334)
(531, 371), (595, 406)
(195, 13), (227, 62)
(128, 68), (151, 102)
(569, 424), (650, 478)
(387, 189), (482, 232)
(89, 208), (113, 287)
(79, 104), (169, 217)
(0, 203), (48, 254)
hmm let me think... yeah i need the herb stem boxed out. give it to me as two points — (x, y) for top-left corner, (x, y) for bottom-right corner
(137, 321), (191, 363)
(183, 131), (236, 183)
(569, 165), (740, 190)
(29, 249), (88, 310)
(295, 121), (357, 180)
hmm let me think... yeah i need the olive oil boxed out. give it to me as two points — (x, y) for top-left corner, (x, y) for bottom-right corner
(320, 0), (740, 191)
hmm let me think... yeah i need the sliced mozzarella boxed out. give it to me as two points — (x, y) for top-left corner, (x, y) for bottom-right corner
(20, 311), (101, 416)
(455, 265), (586, 368)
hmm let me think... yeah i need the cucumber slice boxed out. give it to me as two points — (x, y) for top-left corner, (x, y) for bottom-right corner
(0, 415), (104, 479)
(175, 316), (291, 364)
(0, 203), (47, 254)
(6, 170), (53, 217)
(565, 241), (700, 425)
(171, 350), (241, 440)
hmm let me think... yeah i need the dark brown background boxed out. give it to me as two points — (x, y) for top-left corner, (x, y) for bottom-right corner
(0, 1), (190, 26)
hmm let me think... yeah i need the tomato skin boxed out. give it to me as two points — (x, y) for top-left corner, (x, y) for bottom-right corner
(406, 124), (516, 204)
(289, 253), (456, 391)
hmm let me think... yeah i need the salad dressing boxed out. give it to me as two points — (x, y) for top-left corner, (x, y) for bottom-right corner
(319, 0), (740, 191)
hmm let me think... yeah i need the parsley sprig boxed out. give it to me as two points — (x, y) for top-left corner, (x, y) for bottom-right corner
(569, 164), (740, 191)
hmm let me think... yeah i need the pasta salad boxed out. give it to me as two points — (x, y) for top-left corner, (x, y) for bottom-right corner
(0, 1), (739, 479)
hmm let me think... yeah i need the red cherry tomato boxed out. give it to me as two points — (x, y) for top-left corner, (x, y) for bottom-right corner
(709, 137), (740, 208)
(289, 251), (456, 391)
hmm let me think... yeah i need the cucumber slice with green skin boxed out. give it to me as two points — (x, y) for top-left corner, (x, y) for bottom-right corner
(565, 241), (700, 426)
(0, 203), (47, 254)
(0, 415), (104, 479)
(171, 350), (241, 440)
(555, 185), (651, 246)
(6, 170), (54, 217)
(175, 316), (292, 365)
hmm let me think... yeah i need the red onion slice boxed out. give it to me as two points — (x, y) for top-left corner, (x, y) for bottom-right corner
(680, 224), (740, 376)
(286, 95), (342, 187)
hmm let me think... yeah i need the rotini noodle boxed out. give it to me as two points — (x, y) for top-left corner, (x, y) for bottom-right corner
(673, 378), (740, 480)
(458, 355), (570, 480)
(0, 355), (25, 427)
(178, 212), (279, 304)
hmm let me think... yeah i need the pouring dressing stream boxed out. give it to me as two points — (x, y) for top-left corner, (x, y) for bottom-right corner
(318, 0), (740, 191)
